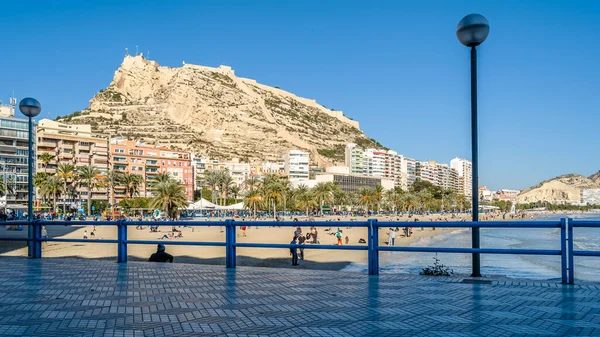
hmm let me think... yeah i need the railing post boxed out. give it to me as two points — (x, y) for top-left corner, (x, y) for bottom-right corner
(31, 220), (42, 259)
(225, 219), (236, 268)
(117, 220), (128, 263)
(567, 218), (574, 284)
(560, 218), (567, 284)
(368, 219), (379, 275)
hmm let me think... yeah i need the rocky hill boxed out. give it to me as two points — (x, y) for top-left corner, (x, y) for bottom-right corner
(59, 55), (383, 166)
(517, 174), (600, 204)
(590, 171), (600, 185)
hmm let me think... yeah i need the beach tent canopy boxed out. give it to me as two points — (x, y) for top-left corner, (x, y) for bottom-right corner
(217, 202), (245, 210)
(187, 198), (217, 210)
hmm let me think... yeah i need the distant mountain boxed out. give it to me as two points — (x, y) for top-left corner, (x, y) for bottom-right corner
(59, 55), (383, 166)
(517, 174), (600, 204)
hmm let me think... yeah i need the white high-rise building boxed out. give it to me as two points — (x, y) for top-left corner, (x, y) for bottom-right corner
(345, 143), (366, 175)
(285, 150), (309, 182)
(450, 158), (473, 198)
(404, 157), (417, 188)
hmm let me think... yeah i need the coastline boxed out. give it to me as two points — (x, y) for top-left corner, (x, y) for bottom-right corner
(2, 212), (593, 272)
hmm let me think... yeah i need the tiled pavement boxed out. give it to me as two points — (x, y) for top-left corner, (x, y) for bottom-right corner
(0, 258), (599, 336)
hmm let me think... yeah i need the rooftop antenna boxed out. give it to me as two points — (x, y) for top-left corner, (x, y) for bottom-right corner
(125, 47), (129, 56)
(136, 45), (138, 56)
(147, 50), (150, 59)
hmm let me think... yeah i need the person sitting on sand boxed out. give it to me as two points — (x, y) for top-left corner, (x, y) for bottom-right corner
(83, 230), (88, 240)
(160, 234), (169, 240)
(148, 244), (174, 263)
(345, 236), (349, 245)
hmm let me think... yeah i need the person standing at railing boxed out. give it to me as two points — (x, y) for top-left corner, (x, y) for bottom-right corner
(149, 244), (174, 263)
(290, 237), (299, 266)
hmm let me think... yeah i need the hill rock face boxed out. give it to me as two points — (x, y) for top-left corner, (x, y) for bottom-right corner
(517, 174), (600, 204)
(61, 55), (380, 165)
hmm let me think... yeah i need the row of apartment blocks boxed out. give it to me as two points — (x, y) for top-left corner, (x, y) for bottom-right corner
(38, 119), (312, 206)
(345, 143), (473, 197)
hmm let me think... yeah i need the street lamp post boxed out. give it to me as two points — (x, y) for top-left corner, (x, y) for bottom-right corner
(19, 97), (42, 258)
(457, 14), (489, 277)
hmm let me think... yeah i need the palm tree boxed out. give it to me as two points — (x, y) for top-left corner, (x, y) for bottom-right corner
(373, 184), (384, 213)
(155, 171), (173, 184)
(417, 190), (433, 212)
(38, 153), (55, 174)
(332, 185), (346, 213)
(243, 190), (262, 218)
(266, 181), (284, 218)
(230, 185), (240, 200)
(77, 165), (101, 216)
(245, 176), (261, 192)
(118, 172), (143, 199)
(357, 187), (374, 213)
(0, 176), (15, 197)
(279, 177), (292, 213)
(150, 180), (188, 219)
(294, 184), (315, 216)
(39, 175), (63, 212)
(312, 182), (334, 216)
(220, 173), (235, 206)
(101, 170), (120, 207)
(57, 163), (76, 214)
(204, 171), (221, 203)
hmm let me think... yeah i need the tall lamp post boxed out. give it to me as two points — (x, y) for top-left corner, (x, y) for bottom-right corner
(19, 97), (42, 258)
(456, 14), (489, 277)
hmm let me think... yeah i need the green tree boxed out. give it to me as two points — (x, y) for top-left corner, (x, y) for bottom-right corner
(39, 175), (63, 212)
(77, 165), (101, 216)
(57, 163), (76, 214)
(151, 180), (188, 219)
(312, 182), (334, 216)
(243, 190), (262, 218)
(118, 172), (143, 199)
(38, 153), (55, 174)
(357, 187), (374, 213)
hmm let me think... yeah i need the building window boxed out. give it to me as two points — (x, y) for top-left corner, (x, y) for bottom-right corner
(114, 148), (124, 154)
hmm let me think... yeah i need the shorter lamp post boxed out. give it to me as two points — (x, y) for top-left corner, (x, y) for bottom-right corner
(19, 97), (41, 258)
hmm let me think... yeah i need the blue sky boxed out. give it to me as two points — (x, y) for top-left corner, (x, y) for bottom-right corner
(1, 0), (598, 190)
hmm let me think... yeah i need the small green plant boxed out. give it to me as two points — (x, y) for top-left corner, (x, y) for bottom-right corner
(420, 255), (453, 276)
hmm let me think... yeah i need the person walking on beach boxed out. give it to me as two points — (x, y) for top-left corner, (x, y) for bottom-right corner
(290, 237), (299, 266)
(336, 228), (343, 245)
(241, 225), (247, 237)
(149, 244), (174, 263)
(83, 230), (88, 240)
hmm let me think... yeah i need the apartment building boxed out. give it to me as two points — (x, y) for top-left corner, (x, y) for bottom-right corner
(36, 119), (110, 208)
(450, 158), (473, 198)
(345, 143), (366, 175)
(284, 150), (309, 182)
(110, 139), (193, 203)
(404, 157), (418, 189)
(224, 159), (251, 186)
(0, 100), (30, 209)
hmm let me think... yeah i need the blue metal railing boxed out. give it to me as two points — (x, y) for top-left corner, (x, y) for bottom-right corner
(1, 217), (598, 284)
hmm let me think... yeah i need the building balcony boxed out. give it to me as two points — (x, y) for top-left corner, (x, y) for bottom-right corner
(38, 141), (57, 148)
(59, 153), (73, 159)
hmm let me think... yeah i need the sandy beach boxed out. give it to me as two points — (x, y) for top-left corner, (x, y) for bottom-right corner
(1, 213), (485, 271)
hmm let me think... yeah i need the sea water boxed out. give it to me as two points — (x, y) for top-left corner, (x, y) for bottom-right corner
(343, 213), (600, 282)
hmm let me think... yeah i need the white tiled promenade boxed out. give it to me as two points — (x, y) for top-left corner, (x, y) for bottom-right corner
(0, 257), (599, 336)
